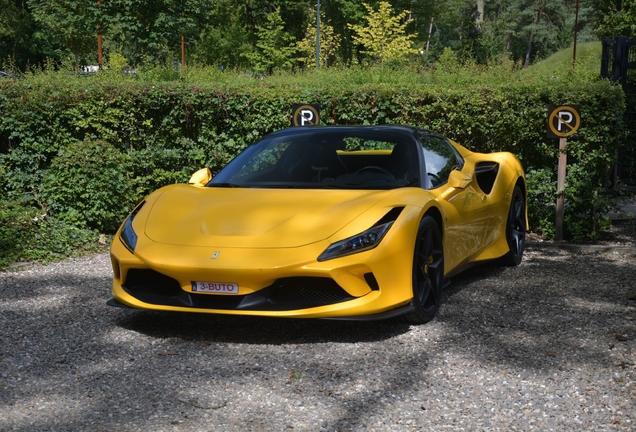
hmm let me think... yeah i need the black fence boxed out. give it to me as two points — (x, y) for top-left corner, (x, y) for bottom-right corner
(602, 36), (636, 190)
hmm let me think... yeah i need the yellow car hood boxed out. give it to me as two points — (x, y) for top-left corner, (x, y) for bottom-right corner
(144, 185), (392, 248)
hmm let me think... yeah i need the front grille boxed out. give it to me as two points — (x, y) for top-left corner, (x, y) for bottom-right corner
(121, 271), (354, 311)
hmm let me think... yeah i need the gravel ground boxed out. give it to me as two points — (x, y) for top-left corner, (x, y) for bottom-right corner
(1, 248), (635, 431)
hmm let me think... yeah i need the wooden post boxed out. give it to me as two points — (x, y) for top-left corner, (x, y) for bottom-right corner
(556, 137), (567, 241)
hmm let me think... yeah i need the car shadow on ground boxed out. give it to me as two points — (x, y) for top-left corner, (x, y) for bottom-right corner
(114, 258), (516, 345)
(436, 251), (635, 371)
(116, 309), (413, 344)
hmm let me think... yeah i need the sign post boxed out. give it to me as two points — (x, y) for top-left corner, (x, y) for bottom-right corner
(556, 137), (567, 241)
(547, 105), (581, 241)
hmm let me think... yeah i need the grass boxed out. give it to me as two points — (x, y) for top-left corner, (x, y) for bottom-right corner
(526, 42), (602, 80)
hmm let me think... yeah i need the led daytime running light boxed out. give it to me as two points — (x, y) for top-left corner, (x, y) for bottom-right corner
(318, 221), (394, 262)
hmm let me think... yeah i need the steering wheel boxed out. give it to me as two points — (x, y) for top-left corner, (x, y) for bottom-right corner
(356, 166), (394, 177)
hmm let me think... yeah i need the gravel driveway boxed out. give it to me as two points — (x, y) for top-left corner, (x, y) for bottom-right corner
(1, 247), (635, 431)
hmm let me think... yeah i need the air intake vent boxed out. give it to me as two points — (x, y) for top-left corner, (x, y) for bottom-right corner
(123, 269), (182, 297)
(268, 277), (353, 307)
(121, 272), (354, 311)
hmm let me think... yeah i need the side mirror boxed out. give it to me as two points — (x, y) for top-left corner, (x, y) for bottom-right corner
(188, 168), (212, 187)
(447, 169), (472, 189)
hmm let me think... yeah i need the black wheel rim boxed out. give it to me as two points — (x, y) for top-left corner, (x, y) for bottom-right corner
(508, 192), (526, 258)
(415, 225), (443, 315)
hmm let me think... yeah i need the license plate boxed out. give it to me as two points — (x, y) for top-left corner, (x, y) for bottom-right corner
(191, 281), (239, 294)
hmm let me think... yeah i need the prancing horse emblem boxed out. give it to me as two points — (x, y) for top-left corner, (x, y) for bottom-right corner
(211, 251), (220, 259)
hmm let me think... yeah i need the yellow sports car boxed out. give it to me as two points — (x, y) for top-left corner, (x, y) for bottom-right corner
(108, 126), (526, 323)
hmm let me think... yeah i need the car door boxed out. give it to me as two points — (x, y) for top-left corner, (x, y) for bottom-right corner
(419, 135), (492, 273)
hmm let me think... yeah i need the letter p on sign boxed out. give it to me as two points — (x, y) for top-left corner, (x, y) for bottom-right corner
(547, 105), (581, 138)
(292, 104), (321, 126)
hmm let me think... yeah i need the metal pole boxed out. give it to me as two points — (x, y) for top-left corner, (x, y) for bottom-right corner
(573, 0), (579, 65)
(181, 0), (185, 71)
(97, 0), (102, 69)
(316, 0), (320, 69)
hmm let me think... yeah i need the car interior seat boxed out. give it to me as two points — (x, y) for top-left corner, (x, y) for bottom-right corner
(388, 142), (419, 186)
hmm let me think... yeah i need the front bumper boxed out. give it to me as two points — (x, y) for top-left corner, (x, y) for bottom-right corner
(108, 216), (419, 319)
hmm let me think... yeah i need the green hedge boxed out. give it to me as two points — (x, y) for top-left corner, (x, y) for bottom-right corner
(0, 76), (626, 248)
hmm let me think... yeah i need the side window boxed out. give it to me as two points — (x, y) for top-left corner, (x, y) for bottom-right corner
(421, 136), (462, 189)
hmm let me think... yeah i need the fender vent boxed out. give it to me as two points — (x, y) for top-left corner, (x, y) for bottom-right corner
(475, 162), (499, 194)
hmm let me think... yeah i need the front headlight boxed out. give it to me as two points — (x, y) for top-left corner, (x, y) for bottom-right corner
(318, 221), (394, 262)
(120, 201), (144, 253)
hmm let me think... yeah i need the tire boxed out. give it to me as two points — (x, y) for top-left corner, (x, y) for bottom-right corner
(403, 216), (445, 324)
(500, 185), (526, 266)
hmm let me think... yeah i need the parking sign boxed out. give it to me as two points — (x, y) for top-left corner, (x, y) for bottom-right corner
(547, 105), (581, 138)
(292, 104), (321, 126)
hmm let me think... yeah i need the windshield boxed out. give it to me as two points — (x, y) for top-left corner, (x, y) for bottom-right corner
(209, 129), (421, 189)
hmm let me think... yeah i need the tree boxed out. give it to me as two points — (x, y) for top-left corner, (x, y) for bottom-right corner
(0, 0), (50, 70)
(593, 0), (636, 39)
(297, 7), (342, 67)
(191, 1), (253, 68)
(101, 0), (211, 67)
(477, 0), (485, 30)
(27, 0), (100, 68)
(242, 7), (297, 73)
(473, 0), (576, 66)
(417, 0), (483, 60)
(514, 1), (572, 67)
(348, 1), (418, 64)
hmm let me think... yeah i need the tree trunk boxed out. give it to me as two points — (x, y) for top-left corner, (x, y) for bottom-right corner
(524, 8), (539, 68)
(476, 0), (484, 30)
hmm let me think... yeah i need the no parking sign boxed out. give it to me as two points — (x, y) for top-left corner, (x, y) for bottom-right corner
(547, 104), (582, 241)
(547, 105), (581, 138)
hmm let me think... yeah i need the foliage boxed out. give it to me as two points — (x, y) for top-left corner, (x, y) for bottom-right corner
(242, 7), (298, 73)
(0, 0), (52, 71)
(297, 7), (342, 68)
(526, 168), (557, 238)
(42, 139), (133, 232)
(100, 0), (212, 67)
(593, 0), (636, 39)
(348, 2), (418, 64)
(0, 60), (625, 247)
(1, 0), (626, 73)
(27, 0), (99, 68)
(0, 199), (105, 270)
(190, 0), (253, 69)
